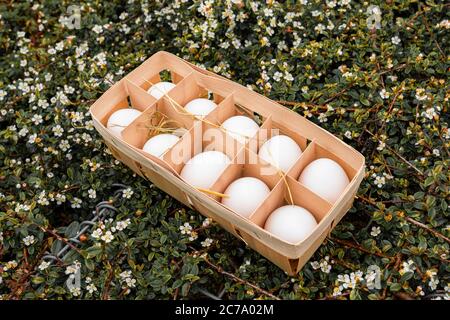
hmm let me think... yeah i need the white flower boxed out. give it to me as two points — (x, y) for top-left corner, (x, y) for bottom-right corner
(91, 228), (103, 239)
(38, 261), (50, 271)
(4, 260), (18, 271)
(284, 72), (294, 82)
(71, 197), (82, 208)
(120, 270), (132, 280)
(125, 277), (136, 288)
(88, 188), (96, 199)
(432, 149), (440, 157)
(52, 124), (64, 137)
(59, 139), (70, 152)
(0, 89), (7, 101)
(373, 175), (386, 188)
(415, 88), (428, 101)
(320, 259), (332, 273)
(421, 107), (438, 120)
(101, 230), (114, 243)
(38, 98), (49, 109)
(310, 261), (320, 270)
(31, 114), (43, 125)
(69, 287), (81, 297)
(326, 0), (337, 8)
(23, 235), (35, 246)
(344, 131), (352, 139)
(189, 231), (198, 241)
(379, 89), (390, 99)
(263, 8), (273, 17)
(370, 226), (381, 237)
(318, 113), (328, 123)
(273, 71), (283, 82)
(122, 188), (134, 199)
(116, 219), (131, 231)
(399, 260), (415, 275)
(202, 218), (212, 227)
(391, 36), (401, 45)
(201, 238), (213, 247)
(28, 133), (37, 144)
(179, 222), (192, 235)
(92, 24), (103, 34)
(377, 141), (385, 151)
(86, 283), (97, 294)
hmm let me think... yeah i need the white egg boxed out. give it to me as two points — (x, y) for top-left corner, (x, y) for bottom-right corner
(258, 135), (302, 173)
(180, 151), (231, 189)
(264, 205), (317, 244)
(142, 133), (180, 158)
(298, 158), (350, 203)
(184, 98), (217, 119)
(107, 108), (142, 138)
(221, 116), (260, 144)
(221, 177), (270, 218)
(147, 81), (176, 99)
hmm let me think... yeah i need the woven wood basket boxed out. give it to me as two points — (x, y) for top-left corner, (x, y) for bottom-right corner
(89, 51), (365, 275)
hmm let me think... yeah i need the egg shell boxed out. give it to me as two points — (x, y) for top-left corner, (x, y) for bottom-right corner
(184, 98), (217, 119)
(142, 133), (180, 158)
(264, 205), (317, 244)
(147, 81), (176, 99)
(107, 108), (142, 138)
(298, 158), (349, 203)
(180, 151), (231, 189)
(221, 115), (260, 144)
(258, 135), (302, 173)
(221, 177), (270, 218)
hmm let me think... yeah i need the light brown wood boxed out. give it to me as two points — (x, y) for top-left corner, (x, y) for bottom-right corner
(90, 51), (365, 274)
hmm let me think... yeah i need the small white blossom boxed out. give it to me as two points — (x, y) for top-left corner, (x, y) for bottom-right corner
(38, 261), (50, 271)
(86, 283), (97, 294)
(23, 235), (35, 246)
(122, 188), (134, 199)
(91, 228), (103, 239)
(379, 89), (390, 99)
(116, 219), (131, 231)
(201, 238), (213, 247)
(71, 197), (82, 208)
(100, 230), (114, 243)
(391, 36), (401, 45)
(52, 124), (64, 137)
(370, 226), (381, 237)
(88, 188), (96, 199)
(179, 222), (192, 235)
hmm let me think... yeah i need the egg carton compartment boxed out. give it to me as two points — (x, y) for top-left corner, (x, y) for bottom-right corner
(205, 147), (281, 204)
(90, 79), (158, 130)
(246, 116), (309, 174)
(204, 94), (266, 149)
(120, 93), (198, 171)
(163, 72), (227, 111)
(286, 139), (359, 206)
(124, 51), (193, 93)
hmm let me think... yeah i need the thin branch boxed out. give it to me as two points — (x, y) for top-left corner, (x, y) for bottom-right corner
(405, 217), (450, 244)
(364, 129), (424, 177)
(328, 236), (393, 260)
(203, 258), (281, 300)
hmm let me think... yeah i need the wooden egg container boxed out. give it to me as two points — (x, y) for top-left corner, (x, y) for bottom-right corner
(89, 51), (365, 275)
